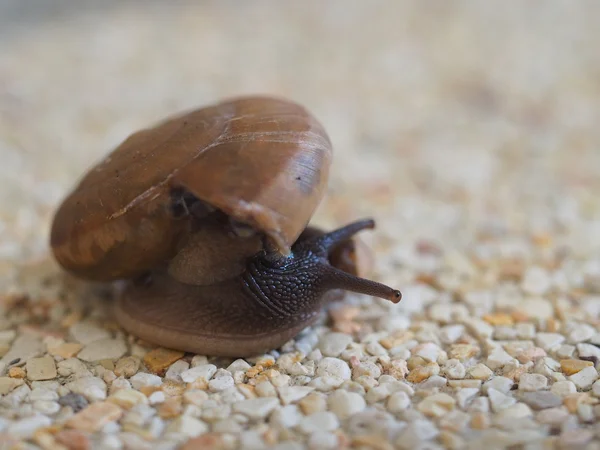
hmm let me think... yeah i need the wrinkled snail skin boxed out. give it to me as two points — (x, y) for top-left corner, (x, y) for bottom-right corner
(116, 219), (401, 356)
(50, 96), (402, 357)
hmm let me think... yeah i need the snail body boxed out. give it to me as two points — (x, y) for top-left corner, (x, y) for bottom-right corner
(51, 96), (401, 356)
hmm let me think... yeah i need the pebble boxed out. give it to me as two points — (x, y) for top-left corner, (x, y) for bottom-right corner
(47, 342), (83, 359)
(25, 355), (56, 381)
(318, 333), (353, 357)
(130, 372), (162, 390)
(406, 362), (440, 383)
(536, 407), (569, 425)
(270, 405), (302, 429)
(440, 325), (465, 344)
(166, 416), (209, 438)
(442, 359), (466, 379)
(58, 392), (89, 412)
(448, 344), (479, 361)
(482, 376), (513, 394)
(108, 388), (148, 409)
(395, 419), (439, 449)
(54, 429), (91, 450)
(77, 339), (127, 362)
(558, 429), (593, 448)
(299, 392), (327, 415)
(518, 373), (548, 391)
(66, 401), (123, 432)
(468, 363), (493, 380)
(227, 359), (252, 373)
(327, 390), (366, 419)
(114, 356), (141, 378)
(593, 379), (600, 397)
(417, 392), (456, 417)
(233, 397), (280, 419)
(488, 388), (517, 412)
(298, 411), (339, 434)
(519, 391), (562, 410)
(455, 388), (479, 409)
(278, 385), (314, 405)
(307, 431), (338, 450)
(143, 347), (185, 375)
(568, 366), (598, 389)
(560, 358), (593, 375)
(577, 342), (600, 359)
(315, 357), (351, 381)
(413, 342), (441, 362)
(69, 322), (111, 344)
(0, 377), (23, 394)
(535, 333), (565, 351)
(180, 364), (217, 383)
(66, 376), (107, 401)
(486, 347), (515, 370)
(521, 266), (551, 295)
(6, 415), (52, 438)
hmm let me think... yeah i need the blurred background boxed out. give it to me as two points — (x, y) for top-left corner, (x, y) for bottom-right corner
(1, 0), (599, 267)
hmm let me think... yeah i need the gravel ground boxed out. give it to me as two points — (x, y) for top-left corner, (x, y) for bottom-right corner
(1, 2), (600, 449)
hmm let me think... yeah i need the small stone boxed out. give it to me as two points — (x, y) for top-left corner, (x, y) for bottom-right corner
(8, 366), (25, 378)
(560, 359), (594, 375)
(413, 342), (442, 362)
(54, 429), (91, 450)
(536, 407), (569, 425)
(482, 313), (514, 326)
(494, 402), (532, 420)
(395, 419), (439, 449)
(551, 380), (577, 397)
(515, 323), (536, 340)
(566, 323), (596, 344)
(58, 392), (89, 412)
(318, 333), (353, 357)
(130, 372), (162, 390)
(183, 389), (209, 407)
(255, 380), (277, 397)
(518, 373), (548, 391)
(568, 366), (598, 389)
(69, 322), (111, 344)
(209, 375), (235, 392)
(66, 401), (123, 432)
(6, 415), (52, 438)
(577, 342), (600, 360)
(66, 376), (107, 402)
(114, 356), (141, 378)
(417, 392), (456, 417)
(327, 389), (366, 419)
(233, 397), (280, 419)
(48, 342), (83, 359)
(316, 357), (351, 380)
(470, 412), (490, 429)
(143, 347), (185, 375)
(468, 363), (493, 380)
(157, 397), (183, 418)
(406, 362), (439, 383)
(167, 415), (209, 437)
(442, 359), (466, 379)
(108, 388), (148, 409)
(57, 358), (90, 378)
(226, 358), (252, 373)
(486, 347), (514, 370)
(299, 392), (327, 414)
(593, 380), (600, 397)
(521, 266), (551, 295)
(148, 391), (165, 405)
(535, 333), (565, 351)
(448, 344), (479, 361)
(278, 385), (314, 405)
(519, 391), (562, 410)
(439, 410), (470, 432)
(26, 356), (57, 381)
(308, 431), (338, 450)
(482, 376), (513, 394)
(556, 344), (576, 359)
(164, 359), (190, 382)
(455, 388), (479, 409)
(352, 361), (381, 379)
(418, 374), (448, 389)
(180, 364), (217, 383)
(0, 377), (23, 394)
(77, 339), (127, 362)
(448, 379), (482, 389)
(488, 388), (517, 412)
(270, 404), (302, 429)
(558, 429), (593, 448)
(439, 325), (465, 344)
(298, 411), (339, 434)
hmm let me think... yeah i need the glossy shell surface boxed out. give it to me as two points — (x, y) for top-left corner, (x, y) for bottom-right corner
(50, 97), (332, 280)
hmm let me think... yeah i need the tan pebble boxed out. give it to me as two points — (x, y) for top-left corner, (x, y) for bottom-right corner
(417, 393), (456, 417)
(139, 385), (162, 396)
(438, 430), (465, 450)
(470, 412), (490, 429)
(0, 376), (24, 394)
(351, 434), (393, 450)
(299, 392), (327, 415)
(66, 402), (123, 432)
(262, 428), (278, 445)
(98, 359), (114, 371)
(158, 397), (183, 418)
(406, 363), (439, 383)
(143, 347), (185, 375)
(161, 379), (186, 397)
(26, 355), (57, 381)
(482, 313), (514, 326)
(467, 363), (493, 380)
(187, 378), (209, 390)
(48, 343), (83, 359)
(237, 384), (256, 398)
(8, 366), (26, 378)
(448, 344), (479, 361)
(180, 433), (228, 450)
(407, 356), (427, 370)
(544, 318), (560, 333)
(560, 359), (594, 375)
(448, 379), (482, 389)
(54, 429), (91, 450)
(108, 388), (148, 409)
(33, 430), (68, 450)
(387, 359), (408, 379)
(114, 356), (141, 378)
(517, 347), (547, 363)
(563, 394), (584, 413)
(503, 364), (529, 382)
(183, 389), (209, 406)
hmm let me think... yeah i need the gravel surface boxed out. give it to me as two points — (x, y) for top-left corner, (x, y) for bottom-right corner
(1, 2), (600, 449)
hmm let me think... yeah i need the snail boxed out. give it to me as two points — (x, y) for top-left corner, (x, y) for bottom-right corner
(50, 96), (401, 356)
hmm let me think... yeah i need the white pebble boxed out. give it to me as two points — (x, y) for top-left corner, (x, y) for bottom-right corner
(308, 431), (338, 449)
(164, 360), (190, 382)
(568, 366), (599, 389)
(395, 419), (439, 449)
(518, 373), (548, 391)
(298, 411), (339, 434)
(148, 391), (165, 405)
(209, 375), (234, 392)
(551, 380), (577, 397)
(6, 415), (52, 438)
(316, 357), (351, 380)
(327, 390), (366, 419)
(278, 386), (314, 405)
(180, 364), (217, 383)
(66, 376), (107, 401)
(166, 416), (208, 438)
(387, 391), (411, 413)
(130, 372), (162, 390)
(488, 388), (516, 412)
(318, 333), (352, 357)
(233, 397), (280, 419)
